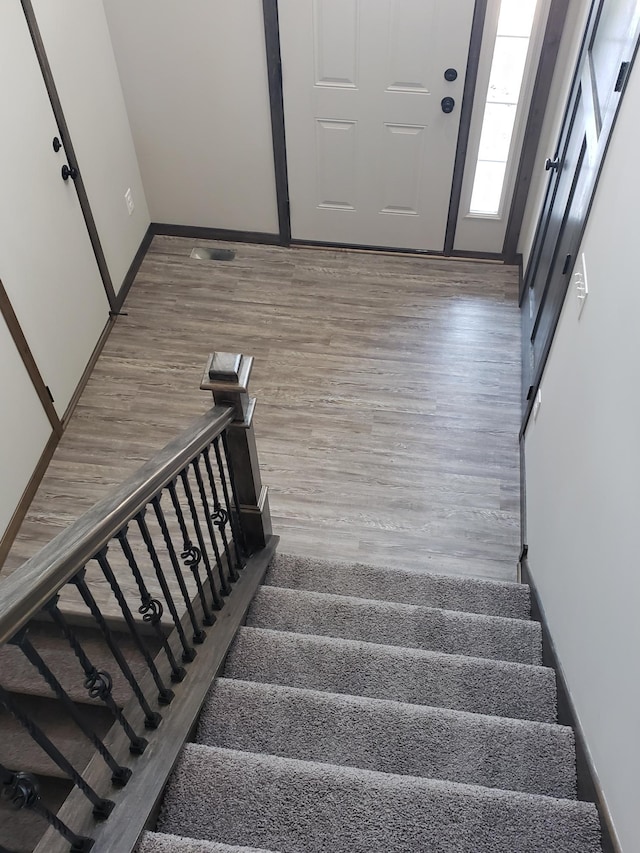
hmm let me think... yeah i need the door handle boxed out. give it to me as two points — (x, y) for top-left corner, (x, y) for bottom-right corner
(441, 97), (455, 114)
(545, 157), (560, 172)
(61, 164), (78, 181)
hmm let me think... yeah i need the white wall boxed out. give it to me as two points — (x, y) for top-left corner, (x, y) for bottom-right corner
(0, 314), (52, 542)
(102, 0), (279, 234)
(518, 0), (591, 269)
(32, 0), (150, 295)
(524, 55), (640, 852)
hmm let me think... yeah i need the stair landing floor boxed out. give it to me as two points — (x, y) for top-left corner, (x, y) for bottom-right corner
(3, 238), (521, 590)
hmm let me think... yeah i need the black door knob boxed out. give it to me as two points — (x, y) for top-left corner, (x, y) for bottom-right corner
(444, 68), (458, 82)
(61, 164), (78, 181)
(52, 136), (62, 153)
(441, 97), (455, 114)
(545, 157), (560, 172)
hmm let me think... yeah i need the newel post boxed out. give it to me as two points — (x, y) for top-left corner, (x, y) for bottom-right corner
(200, 352), (272, 555)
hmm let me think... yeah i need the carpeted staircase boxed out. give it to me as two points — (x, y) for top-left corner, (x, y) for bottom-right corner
(138, 553), (603, 853)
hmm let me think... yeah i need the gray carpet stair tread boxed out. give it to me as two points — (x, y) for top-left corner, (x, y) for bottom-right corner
(266, 553), (530, 619)
(137, 832), (278, 853)
(199, 678), (576, 798)
(0, 621), (155, 706)
(0, 694), (112, 779)
(224, 627), (557, 722)
(247, 584), (542, 664)
(159, 744), (601, 853)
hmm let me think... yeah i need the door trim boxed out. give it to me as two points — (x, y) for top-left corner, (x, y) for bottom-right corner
(20, 0), (117, 310)
(267, 0), (489, 256)
(0, 278), (61, 434)
(262, 0), (291, 245)
(444, 0), (488, 255)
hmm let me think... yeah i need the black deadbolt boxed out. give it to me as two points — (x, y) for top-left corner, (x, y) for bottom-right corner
(61, 164), (78, 181)
(444, 68), (458, 82)
(52, 136), (62, 153)
(441, 97), (455, 114)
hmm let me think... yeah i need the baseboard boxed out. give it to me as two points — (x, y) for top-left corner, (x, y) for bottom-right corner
(114, 225), (155, 313)
(62, 315), (115, 428)
(151, 223), (283, 246)
(520, 557), (620, 853)
(0, 431), (60, 571)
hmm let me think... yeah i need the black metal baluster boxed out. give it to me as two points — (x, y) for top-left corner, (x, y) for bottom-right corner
(151, 495), (206, 645)
(71, 569), (162, 730)
(10, 629), (131, 786)
(179, 469), (225, 611)
(136, 510), (196, 663)
(203, 445), (238, 582)
(115, 527), (186, 683)
(0, 764), (94, 852)
(166, 480), (215, 626)
(0, 685), (113, 819)
(218, 434), (247, 567)
(192, 456), (231, 596)
(93, 547), (175, 706)
(44, 598), (148, 755)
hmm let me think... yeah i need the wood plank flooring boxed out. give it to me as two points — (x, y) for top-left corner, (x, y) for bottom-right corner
(4, 237), (521, 584)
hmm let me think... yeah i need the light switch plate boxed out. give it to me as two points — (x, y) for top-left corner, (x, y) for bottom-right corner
(532, 388), (542, 420)
(574, 252), (588, 317)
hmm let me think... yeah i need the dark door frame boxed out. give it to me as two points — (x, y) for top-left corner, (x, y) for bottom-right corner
(262, 0), (569, 261)
(20, 0), (117, 310)
(520, 0), (640, 433)
(262, 0), (490, 255)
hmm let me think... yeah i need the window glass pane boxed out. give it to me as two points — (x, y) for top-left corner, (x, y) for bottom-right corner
(470, 161), (507, 214)
(488, 36), (530, 102)
(497, 0), (537, 37)
(477, 103), (517, 161)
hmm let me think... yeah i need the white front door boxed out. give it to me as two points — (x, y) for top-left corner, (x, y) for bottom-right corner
(0, 1), (109, 417)
(279, 0), (475, 251)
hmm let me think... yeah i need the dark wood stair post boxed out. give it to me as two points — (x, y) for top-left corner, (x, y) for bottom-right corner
(200, 352), (272, 555)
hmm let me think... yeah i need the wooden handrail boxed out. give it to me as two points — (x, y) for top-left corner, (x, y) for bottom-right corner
(0, 405), (234, 645)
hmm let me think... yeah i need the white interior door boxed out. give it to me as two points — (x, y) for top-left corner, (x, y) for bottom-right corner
(279, 0), (475, 251)
(0, 0), (109, 417)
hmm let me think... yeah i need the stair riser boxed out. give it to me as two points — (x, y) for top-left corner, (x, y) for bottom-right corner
(158, 746), (601, 853)
(200, 679), (576, 799)
(225, 628), (558, 723)
(266, 555), (531, 619)
(247, 586), (542, 665)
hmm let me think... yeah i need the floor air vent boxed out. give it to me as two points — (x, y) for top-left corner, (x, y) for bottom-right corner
(190, 247), (236, 261)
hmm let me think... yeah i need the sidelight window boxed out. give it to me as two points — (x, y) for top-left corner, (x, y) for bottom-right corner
(469, 0), (539, 216)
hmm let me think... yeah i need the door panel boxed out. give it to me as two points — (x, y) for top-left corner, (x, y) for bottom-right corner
(280, 0), (474, 251)
(314, 0), (359, 87)
(0, 0), (108, 416)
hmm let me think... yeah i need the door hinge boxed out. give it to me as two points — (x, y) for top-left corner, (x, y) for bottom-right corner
(615, 61), (630, 92)
(45, 385), (54, 403)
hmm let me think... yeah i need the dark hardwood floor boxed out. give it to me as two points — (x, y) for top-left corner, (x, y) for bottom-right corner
(4, 237), (521, 584)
